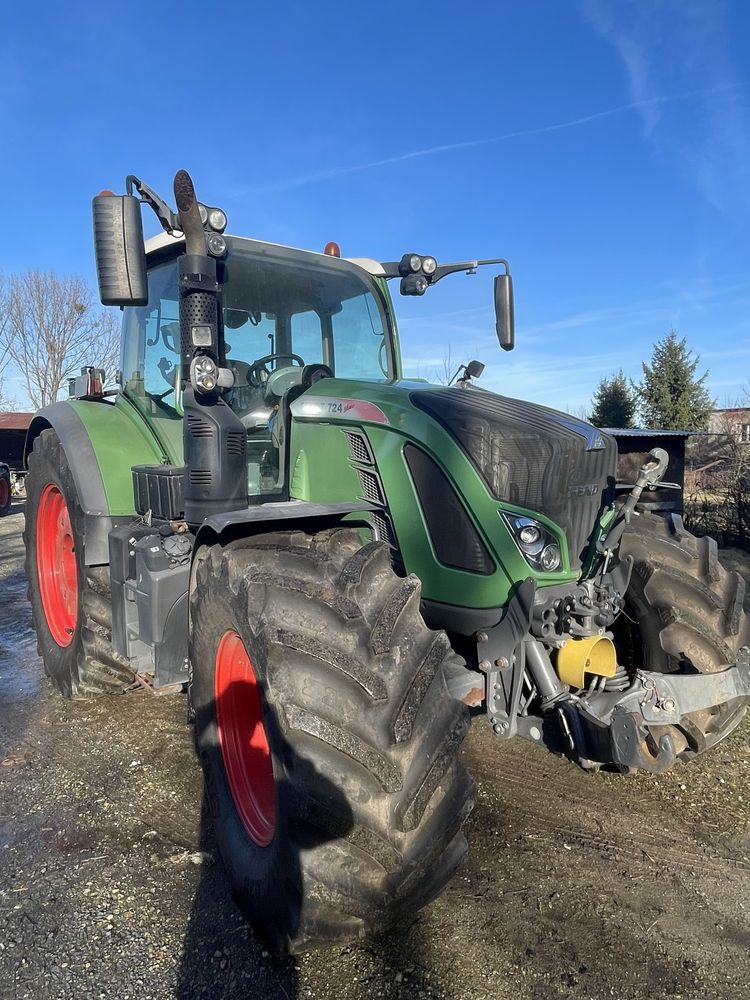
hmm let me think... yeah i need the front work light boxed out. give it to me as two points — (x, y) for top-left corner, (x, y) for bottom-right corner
(399, 253), (423, 276)
(192, 355), (218, 391)
(207, 233), (227, 257)
(400, 273), (429, 296)
(207, 208), (227, 232)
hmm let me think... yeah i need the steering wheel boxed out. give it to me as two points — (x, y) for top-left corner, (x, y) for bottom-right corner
(246, 352), (304, 386)
(147, 321), (180, 353)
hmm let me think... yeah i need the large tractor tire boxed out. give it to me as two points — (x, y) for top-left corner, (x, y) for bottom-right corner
(0, 465), (11, 517)
(190, 528), (474, 953)
(24, 428), (134, 698)
(618, 511), (750, 756)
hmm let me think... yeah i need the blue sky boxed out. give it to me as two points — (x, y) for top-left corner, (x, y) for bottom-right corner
(2, 0), (749, 412)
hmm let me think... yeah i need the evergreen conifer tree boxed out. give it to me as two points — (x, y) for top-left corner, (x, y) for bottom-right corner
(637, 330), (714, 430)
(589, 370), (636, 428)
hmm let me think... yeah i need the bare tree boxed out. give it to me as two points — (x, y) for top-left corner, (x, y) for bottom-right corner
(684, 411), (750, 549)
(432, 345), (457, 385)
(0, 276), (17, 411)
(566, 404), (590, 422)
(1, 271), (120, 408)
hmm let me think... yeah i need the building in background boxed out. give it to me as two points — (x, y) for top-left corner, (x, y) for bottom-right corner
(709, 408), (750, 444)
(605, 428), (692, 516)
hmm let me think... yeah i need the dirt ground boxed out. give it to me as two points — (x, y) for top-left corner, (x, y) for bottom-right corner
(2, 505), (750, 1000)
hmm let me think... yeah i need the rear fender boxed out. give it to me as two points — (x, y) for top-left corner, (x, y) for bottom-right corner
(25, 399), (166, 565)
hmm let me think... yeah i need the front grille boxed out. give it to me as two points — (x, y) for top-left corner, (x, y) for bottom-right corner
(412, 388), (618, 569)
(357, 468), (384, 506)
(345, 431), (373, 464)
(370, 510), (396, 548)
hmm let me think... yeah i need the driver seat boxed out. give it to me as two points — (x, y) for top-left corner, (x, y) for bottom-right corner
(266, 363), (333, 451)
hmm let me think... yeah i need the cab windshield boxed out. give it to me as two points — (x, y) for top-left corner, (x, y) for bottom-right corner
(222, 238), (392, 381)
(120, 238), (393, 424)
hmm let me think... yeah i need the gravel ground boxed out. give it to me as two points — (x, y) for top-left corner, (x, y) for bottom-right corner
(2, 504), (750, 1000)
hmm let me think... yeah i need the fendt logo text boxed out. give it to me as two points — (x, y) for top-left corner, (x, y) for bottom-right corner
(568, 484), (600, 497)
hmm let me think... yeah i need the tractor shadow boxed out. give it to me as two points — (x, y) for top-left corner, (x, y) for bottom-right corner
(175, 679), (348, 999)
(175, 680), (443, 999)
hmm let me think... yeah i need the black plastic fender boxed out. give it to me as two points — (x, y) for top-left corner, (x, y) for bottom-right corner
(194, 499), (376, 549)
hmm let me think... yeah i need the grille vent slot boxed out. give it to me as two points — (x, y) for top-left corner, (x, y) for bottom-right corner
(358, 468), (384, 506)
(226, 431), (246, 456)
(187, 414), (213, 438)
(370, 510), (396, 549)
(345, 431), (373, 465)
(189, 470), (212, 485)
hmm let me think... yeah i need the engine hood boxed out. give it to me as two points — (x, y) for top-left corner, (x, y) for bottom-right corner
(410, 386), (618, 568)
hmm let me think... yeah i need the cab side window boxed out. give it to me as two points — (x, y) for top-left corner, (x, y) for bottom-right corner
(290, 310), (324, 365)
(121, 260), (180, 409)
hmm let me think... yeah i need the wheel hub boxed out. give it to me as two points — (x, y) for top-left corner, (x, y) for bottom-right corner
(214, 630), (276, 846)
(36, 483), (78, 647)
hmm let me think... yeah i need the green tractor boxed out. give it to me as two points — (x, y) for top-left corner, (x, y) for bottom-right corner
(24, 170), (750, 951)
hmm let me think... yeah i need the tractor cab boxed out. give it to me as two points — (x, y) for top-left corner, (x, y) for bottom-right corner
(120, 233), (398, 500)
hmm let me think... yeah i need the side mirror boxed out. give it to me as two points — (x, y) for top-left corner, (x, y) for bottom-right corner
(92, 192), (148, 306)
(465, 360), (485, 379)
(494, 272), (515, 352)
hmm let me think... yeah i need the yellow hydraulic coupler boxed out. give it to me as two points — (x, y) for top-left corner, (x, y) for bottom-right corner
(556, 635), (617, 689)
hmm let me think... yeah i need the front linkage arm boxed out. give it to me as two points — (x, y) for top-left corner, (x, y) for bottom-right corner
(574, 650), (750, 772)
(481, 578), (750, 772)
(547, 652), (750, 772)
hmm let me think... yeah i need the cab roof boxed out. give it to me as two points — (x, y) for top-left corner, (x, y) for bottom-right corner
(143, 231), (386, 277)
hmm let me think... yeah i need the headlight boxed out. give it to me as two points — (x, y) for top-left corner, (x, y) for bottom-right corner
(540, 543), (562, 572)
(500, 512), (563, 573)
(519, 523), (541, 545)
(422, 255), (437, 275)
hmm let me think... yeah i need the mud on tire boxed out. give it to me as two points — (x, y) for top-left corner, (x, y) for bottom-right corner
(189, 528), (474, 953)
(618, 511), (750, 755)
(24, 428), (134, 698)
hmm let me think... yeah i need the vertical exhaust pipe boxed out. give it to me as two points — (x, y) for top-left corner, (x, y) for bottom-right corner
(174, 169), (247, 524)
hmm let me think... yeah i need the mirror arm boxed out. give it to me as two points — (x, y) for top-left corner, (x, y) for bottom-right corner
(379, 257), (510, 285)
(379, 261), (404, 279)
(126, 175), (180, 235)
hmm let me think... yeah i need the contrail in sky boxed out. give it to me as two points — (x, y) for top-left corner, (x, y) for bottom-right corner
(250, 85), (739, 195)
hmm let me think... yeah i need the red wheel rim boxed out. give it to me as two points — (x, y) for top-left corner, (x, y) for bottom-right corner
(36, 483), (78, 647)
(0, 477), (9, 509)
(214, 630), (276, 846)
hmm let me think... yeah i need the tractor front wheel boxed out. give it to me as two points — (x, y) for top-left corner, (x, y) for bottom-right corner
(189, 528), (474, 953)
(617, 511), (750, 756)
(24, 428), (134, 697)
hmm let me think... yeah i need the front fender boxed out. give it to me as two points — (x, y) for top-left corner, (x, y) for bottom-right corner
(25, 398), (166, 564)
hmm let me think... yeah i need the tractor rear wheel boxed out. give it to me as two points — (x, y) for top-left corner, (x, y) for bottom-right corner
(189, 528), (474, 953)
(0, 466), (10, 517)
(24, 428), (134, 697)
(617, 511), (750, 756)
